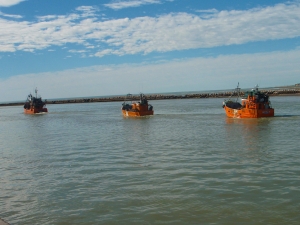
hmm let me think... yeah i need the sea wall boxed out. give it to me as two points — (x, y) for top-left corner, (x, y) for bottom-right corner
(40, 88), (300, 104)
(1, 88), (299, 107)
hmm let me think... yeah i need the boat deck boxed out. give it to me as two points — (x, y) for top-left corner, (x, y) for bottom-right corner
(225, 101), (242, 109)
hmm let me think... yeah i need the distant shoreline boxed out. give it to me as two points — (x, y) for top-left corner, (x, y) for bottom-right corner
(1, 86), (300, 107)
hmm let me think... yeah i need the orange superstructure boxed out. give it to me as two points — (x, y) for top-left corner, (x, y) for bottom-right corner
(121, 93), (154, 117)
(24, 88), (48, 114)
(222, 84), (274, 118)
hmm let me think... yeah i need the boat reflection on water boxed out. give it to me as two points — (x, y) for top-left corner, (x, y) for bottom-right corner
(224, 117), (272, 154)
(225, 117), (260, 125)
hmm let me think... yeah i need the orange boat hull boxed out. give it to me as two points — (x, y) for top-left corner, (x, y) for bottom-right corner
(224, 105), (274, 118)
(122, 109), (153, 117)
(24, 107), (48, 114)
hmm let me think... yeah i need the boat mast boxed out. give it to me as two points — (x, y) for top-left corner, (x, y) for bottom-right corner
(235, 82), (241, 101)
(35, 87), (38, 98)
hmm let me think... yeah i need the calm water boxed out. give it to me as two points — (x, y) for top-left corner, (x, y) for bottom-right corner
(1, 96), (300, 225)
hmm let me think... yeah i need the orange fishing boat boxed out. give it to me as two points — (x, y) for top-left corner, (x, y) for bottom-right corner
(24, 88), (48, 114)
(121, 93), (154, 117)
(222, 84), (274, 118)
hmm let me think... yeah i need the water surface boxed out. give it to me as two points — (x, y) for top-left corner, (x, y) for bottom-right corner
(1, 96), (300, 224)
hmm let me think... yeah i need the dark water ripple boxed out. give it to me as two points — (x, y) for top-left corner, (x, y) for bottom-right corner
(1, 97), (300, 224)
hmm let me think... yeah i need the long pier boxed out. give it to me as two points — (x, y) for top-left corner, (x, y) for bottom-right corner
(1, 88), (300, 107)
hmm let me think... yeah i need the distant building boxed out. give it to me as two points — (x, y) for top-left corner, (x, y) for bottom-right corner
(295, 83), (300, 86)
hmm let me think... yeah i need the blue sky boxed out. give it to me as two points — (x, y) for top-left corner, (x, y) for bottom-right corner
(1, 0), (300, 101)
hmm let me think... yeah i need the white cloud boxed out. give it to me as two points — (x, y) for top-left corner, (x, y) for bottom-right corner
(0, 44), (15, 52)
(75, 6), (99, 17)
(0, 3), (300, 55)
(104, 0), (161, 10)
(196, 9), (218, 14)
(69, 49), (87, 53)
(1, 49), (300, 102)
(94, 49), (114, 57)
(0, 0), (25, 7)
(0, 11), (22, 18)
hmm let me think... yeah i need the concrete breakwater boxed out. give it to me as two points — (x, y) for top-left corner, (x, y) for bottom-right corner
(1, 88), (299, 107)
